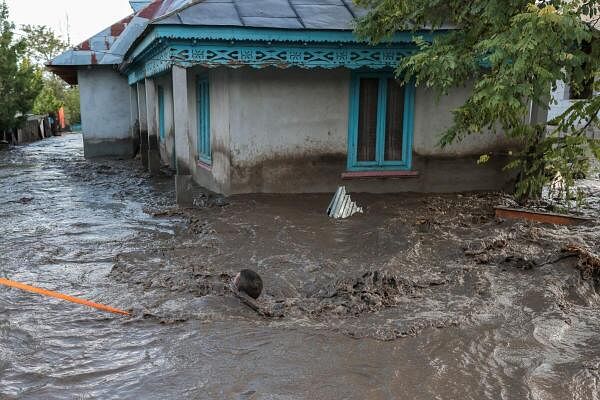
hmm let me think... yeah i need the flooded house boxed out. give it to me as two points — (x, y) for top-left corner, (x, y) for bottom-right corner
(48, 0), (530, 202)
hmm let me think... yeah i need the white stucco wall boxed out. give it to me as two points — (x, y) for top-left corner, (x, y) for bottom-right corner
(175, 66), (516, 194)
(183, 66), (232, 193)
(413, 84), (515, 156)
(226, 68), (351, 192)
(78, 67), (131, 141)
(225, 71), (511, 163)
(228, 68), (350, 164)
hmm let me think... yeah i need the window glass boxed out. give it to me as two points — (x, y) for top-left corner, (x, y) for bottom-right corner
(158, 86), (165, 141)
(357, 78), (379, 162)
(349, 73), (413, 171)
(384, 79), (404, 161)
(197, 78), (210, 162)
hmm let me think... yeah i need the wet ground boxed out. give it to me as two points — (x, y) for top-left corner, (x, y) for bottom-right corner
(1, 134), (599, 399)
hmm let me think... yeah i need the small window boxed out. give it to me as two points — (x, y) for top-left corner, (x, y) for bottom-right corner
(197, 76), (211, 164)
(348, 73), (414, 171)
(157, 86), (165, 141)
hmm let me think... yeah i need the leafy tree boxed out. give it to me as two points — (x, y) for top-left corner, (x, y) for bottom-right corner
(21, 24), (68, 66)
(0, 1), (42, 132)
(63, 86), (80, 124)
(355, 0), (599, 201)
(32, 81), (63, 115)
(22, 23), (81, 124)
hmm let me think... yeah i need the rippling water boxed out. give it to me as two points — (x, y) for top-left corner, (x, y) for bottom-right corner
(1, 134), (599, 399)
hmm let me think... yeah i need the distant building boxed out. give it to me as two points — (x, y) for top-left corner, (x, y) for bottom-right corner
(548, 79), (599, 133)
(49, 0), (519, 201)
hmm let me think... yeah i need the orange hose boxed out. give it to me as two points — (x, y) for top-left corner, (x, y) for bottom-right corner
(0, 278), (130, 316)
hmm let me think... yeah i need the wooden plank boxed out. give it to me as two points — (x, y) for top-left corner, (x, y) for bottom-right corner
(341, 170), (419, 179)
(494, 207), (594, 226)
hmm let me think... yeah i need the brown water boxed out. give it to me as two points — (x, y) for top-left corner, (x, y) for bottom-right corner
(1, 134), (599, 399)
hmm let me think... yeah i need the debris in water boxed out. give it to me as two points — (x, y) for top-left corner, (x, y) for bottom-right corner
(494, 206), (594, 225)
(0, 277), (130, 316)
(230, 271), (283, 318)
(327, 186), (363, 219)
(233, 269), (263, 299)
(562, 243), (600, 287)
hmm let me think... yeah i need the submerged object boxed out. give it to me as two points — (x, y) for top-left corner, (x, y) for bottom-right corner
(0, 277), (130, 316)
(494, 206), (594, 226)
(233, 269), (263, 299)
(327, 186), (363, 219)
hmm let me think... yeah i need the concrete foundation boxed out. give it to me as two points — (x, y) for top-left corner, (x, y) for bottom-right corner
(175, 175), (194, 206)
(226, 153), (515, 194)
(158, 66), (518, 195)
(139, 130), (148, 168)
(148, 136), (162, 175)
(83, 138), (137, 159)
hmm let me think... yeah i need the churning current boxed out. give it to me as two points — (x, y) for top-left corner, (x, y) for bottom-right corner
(1, 134), (599, 399)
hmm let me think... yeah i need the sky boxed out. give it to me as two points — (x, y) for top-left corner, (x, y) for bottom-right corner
(5, 0), (133, 45)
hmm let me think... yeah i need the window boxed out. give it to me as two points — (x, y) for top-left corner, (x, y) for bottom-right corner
(348, 72), (414, 171)
(157, 85), (165, 141)
(197, 76), (211, 164)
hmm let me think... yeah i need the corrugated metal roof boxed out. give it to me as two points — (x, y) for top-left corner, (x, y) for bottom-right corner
(48, 0), (369, 82)
(130, 1), (153, 12)
(153, 0), (367, 29)
(48, 0), (174, 69)
(49, 14), (134, 67)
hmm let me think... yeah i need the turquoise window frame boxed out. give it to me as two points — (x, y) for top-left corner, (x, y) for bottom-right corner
(196, 75), (211, 164)
(347, 72), (415, 171)
(157, 85), (165, 141)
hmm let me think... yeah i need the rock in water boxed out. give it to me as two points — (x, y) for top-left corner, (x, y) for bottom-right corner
(233, 269), (263, 299)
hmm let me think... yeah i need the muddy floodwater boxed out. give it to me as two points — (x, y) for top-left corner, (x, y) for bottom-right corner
(1, 134), (599, 399)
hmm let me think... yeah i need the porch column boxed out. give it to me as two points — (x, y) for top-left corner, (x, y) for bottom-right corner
(529, 99), (549, 126)
(129, 85), (140, 156)
(137, 81), (148, 169)
(172, 65), (194, 206)
(145, 78), (161, 175)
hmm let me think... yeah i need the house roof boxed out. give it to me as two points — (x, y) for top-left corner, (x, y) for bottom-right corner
(48, 0), (370, 83)
(129, 0), (153, 12)
(47, 0), (172, 84)
(153, 0), (367, 30)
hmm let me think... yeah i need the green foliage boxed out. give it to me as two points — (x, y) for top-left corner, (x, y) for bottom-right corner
(477, 154), (491, 165)
(355, 0), (600, 202)
(22, 23), (80, 124)
(32, 79), (63, 115)
(32, 77), (81, 124)
(0, 1), (42, 131)
(21, 24), (68, 66)
(64, 86), (80, 124)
